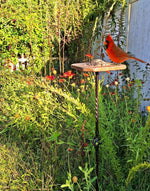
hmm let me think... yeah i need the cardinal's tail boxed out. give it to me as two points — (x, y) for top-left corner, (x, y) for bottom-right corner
(130, 56), (147, 63)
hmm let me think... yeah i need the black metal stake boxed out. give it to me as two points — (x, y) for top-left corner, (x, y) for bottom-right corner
(92, 72), (100, 191)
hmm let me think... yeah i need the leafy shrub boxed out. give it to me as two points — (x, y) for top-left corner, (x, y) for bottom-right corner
(1, 0), (127, 74)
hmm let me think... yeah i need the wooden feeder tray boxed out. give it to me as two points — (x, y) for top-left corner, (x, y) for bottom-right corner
(71, 59), (126, 72)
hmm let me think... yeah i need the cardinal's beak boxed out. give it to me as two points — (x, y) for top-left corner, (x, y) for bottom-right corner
(104, 41), (107, 45)
(104, 41), (108, 50)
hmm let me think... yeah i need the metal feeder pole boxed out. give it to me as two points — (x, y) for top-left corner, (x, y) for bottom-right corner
(93, 72), (100, 190)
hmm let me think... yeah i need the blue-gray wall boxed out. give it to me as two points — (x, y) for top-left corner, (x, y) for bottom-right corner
(126, 0), (150, 111)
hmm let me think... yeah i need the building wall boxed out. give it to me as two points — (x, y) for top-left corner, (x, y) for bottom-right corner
(126, 0), (150, 111)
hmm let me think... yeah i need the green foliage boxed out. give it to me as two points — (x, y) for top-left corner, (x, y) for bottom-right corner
(0, 69), (150, 190)
(78, 164), (96, 191)
(61, 172), (75, 190)
(126, 162), (150, 186)
(0, 70), (94, 190)
(61, 163), (96, 191)
(0, 0), (94, 73)
(0, 0), (127, 74)
(0, 144), (37, 190)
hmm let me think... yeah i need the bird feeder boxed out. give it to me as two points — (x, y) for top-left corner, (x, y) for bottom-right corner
(71, 60), (126, 191)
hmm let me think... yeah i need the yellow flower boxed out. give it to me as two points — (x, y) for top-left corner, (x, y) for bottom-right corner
(72, 176), (78, 183)
(14, 113), (19, 119)
(53, 70), (57, 75)
(80, 85), (85, 91)
(38, 101), (42, 105)
(26, 116), (30, 120)
(147, 106), (150, 112)
(71, 83), (76, 87)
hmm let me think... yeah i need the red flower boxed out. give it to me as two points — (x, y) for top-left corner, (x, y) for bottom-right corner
(128, 83), (133, 87)
(111, 92), (116, 95)
(59, 79), (64, 83)
(85, 54), (94, 59)
(128, 110), (132, 114)
(59, 74), (64, 78)
(68, 148), (73, 152)
(64, 71), (75, 78)
(83, 73), (89, 77)
(27, 81), (31, 85)
(83, 143), (88, 147)
(46, 75), (55, 80)
(110, 81), (115, 86)
(12, 19), (16, 23)
(80, 79), (86, 83)
(9, 45), (11, 50)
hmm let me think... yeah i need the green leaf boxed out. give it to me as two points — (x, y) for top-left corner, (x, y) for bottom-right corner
(48, 131), (61, 142)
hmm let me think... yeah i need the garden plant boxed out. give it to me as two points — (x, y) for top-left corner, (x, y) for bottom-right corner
(0, 0), (150, 190)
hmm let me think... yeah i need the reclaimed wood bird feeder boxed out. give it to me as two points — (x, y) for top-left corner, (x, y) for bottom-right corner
(71, 59), (126, 191)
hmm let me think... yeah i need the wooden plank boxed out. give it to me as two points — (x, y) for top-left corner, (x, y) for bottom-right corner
(71, 62), (126, 72)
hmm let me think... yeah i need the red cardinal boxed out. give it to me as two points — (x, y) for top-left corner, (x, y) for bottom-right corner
(104, 34), (146, 63)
